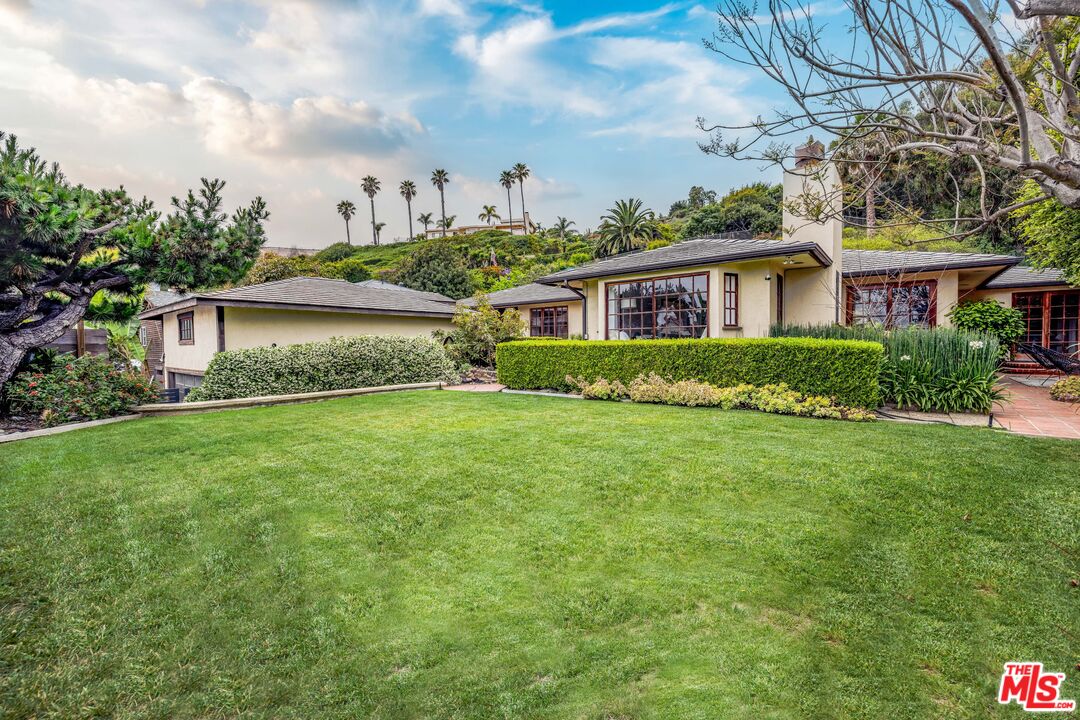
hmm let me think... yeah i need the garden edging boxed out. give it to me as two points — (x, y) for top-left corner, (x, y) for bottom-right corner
(134, 381), (445, 416)
(0, 414), (141, 444)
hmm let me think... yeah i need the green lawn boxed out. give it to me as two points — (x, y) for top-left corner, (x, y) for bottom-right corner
(1, 391), (1078, 719)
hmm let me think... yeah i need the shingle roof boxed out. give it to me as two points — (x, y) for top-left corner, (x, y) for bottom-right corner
(536, 237), (832, 284)
(144, 283), (188, 308)
(139, 276), (457, 319)
(464, 283), (582, 308)
(981, 265), (1071, 289)
(353, 279), (456, 303)
(842, 249), (1019, 277)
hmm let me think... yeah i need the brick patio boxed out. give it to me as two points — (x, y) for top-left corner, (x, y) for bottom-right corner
(994, 377), (1080, 439)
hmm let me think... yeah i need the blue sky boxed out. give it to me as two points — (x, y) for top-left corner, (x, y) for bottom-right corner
(0, 0), (788, 247)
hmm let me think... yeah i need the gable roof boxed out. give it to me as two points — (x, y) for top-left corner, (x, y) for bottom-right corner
(536, 237), (832, 284)
(842, 249), (1019, 277)
(138, 276), (457, 319)
(352, 279), (456, 303)
(980, 265), (1071, 289)
(465, 283), (582, 308)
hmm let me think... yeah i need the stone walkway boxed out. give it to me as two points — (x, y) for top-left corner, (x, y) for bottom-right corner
(994, 377), (1080, 439)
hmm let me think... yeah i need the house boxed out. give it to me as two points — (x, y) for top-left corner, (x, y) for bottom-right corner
(139, 284), (189, 385)
(471, 143), (1075, 353)
(420, 212), (538, 239)
(467, 283), (585, 338)
(138, 277), (456, 390)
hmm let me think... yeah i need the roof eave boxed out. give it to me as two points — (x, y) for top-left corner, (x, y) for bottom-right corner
(843, 257), (1020, 279)
(535, 242), (831, 285)
(140, 296), (455, 319)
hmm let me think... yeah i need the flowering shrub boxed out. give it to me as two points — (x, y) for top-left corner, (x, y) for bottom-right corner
(1050, 377), (1080, 403)
(567, 373), (875, 422)
(6, 355), (156, 427)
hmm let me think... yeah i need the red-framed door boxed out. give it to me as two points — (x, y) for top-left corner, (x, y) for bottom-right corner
(1013, 290), (1080, 357)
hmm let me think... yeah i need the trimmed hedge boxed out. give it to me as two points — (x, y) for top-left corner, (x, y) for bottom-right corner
(496, 338), (884, 408)
(187, 335), (459, 401)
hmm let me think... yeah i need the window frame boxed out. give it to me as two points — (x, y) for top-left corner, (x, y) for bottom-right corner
(775, 273), (784, 326)
(177, 311), (195, 345)
(723, 273), (739, 328)
(846, 279), (938, 329)
(529, 305), (569, 338)
(604, 271), (710, 340)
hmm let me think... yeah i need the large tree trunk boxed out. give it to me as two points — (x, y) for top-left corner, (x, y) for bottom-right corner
(0, 339), (26, 393)
(440, 191), (447, 238)
(406, 199), (413, 241)
(0, 293), (94, 391)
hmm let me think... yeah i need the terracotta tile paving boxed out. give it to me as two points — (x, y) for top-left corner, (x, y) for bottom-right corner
(994, 377), (1080, 439)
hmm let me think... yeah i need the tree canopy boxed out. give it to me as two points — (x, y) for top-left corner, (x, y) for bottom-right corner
(678, 183), (782, 239)
(0, 132), (268, 388)
(393, 241), (475, 299)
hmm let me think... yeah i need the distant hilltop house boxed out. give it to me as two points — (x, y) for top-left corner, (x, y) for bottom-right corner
(419, 212), (537, 239)
(261, 246), (319, 257)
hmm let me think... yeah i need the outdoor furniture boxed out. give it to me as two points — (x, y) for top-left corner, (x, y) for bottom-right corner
(1017, 342), (1080, 375)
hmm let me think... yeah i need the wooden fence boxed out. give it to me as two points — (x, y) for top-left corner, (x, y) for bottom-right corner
(44, 326), (108, 358)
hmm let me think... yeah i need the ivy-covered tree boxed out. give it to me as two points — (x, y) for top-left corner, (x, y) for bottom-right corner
(0, 132), (268, 389)
(393, 241), (474, 299)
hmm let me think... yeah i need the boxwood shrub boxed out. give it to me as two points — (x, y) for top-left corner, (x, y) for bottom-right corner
(495, 337), (884, 408)
(187, 335), (459, 401)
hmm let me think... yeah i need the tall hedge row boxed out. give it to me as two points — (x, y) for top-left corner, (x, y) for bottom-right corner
(187, 335), (459, 401)
(495, 338), (884, 408)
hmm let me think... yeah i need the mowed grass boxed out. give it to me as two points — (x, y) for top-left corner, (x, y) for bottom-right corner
(1, 390), (1078, 719)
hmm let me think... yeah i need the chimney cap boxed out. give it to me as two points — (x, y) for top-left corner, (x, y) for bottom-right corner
(794, 137), (826, 168)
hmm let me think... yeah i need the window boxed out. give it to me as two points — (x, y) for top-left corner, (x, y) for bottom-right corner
(1013, 293), (1045, 346)
(530, 306), (569, 338)
(606, 272), (708, 340)
(775, 274), (784, 325)
(178, 311), (194, 344)
(847, 281), (936, 328)
(138, 324), (148, 347)
(723, 273), (739, 327)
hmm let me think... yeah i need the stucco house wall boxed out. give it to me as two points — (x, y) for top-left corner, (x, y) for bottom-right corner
(508, 301), (584, 338)
(158, 305), (453, 382)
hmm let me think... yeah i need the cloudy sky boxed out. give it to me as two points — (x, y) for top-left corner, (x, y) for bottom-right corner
(1, 0), (785, 248)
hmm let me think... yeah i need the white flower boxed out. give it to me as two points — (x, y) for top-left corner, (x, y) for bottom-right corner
(969, 340), (985, 350)
(900, 354), (911, 361)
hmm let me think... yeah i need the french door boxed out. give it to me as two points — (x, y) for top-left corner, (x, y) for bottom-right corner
(1014, 291), (1080, 356)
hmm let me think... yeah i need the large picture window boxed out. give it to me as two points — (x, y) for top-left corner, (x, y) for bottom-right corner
(530, 306), (569, 338)
(847, 281), (936, 328)
(177, 311), (195, 344)
(606, 272), (708, 340)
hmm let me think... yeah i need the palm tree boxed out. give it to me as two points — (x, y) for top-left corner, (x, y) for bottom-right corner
(479, 205), (500, 225)
(437, 214), (457, 231)
(499, 170), (516, 233)
(374, 222), (386, 244)
(595, 198), (658, 257)
(399, 180), (417, 240)
(418, 212), (434, 236)
(361, 176), (381, 245)
(512, 162), (530, 233)
(336, 200), (356, 245)
(553, 216), (575, 252)
(430, 169), (450, 237)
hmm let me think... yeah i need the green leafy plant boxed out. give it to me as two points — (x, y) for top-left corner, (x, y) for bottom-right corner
(1049, 376), (1080, 403)
(392, 241), (474, 299)
(568, 373), (875, 421)
(773, 324), (1002, 413)
(243, 254), (371, 285)
(497, 337), (884, 409)
(947, 300), (1025, 356)
(435, 295), (524, 368)
(187, 335), (459, 401)
(6, 355), (156, 427)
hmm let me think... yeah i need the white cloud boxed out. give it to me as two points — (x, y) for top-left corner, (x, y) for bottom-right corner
(589, 37), (756, 138)
(182, 77), (424, 159)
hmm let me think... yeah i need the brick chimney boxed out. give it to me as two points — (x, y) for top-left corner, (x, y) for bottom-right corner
(793, 137), (826, 168)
